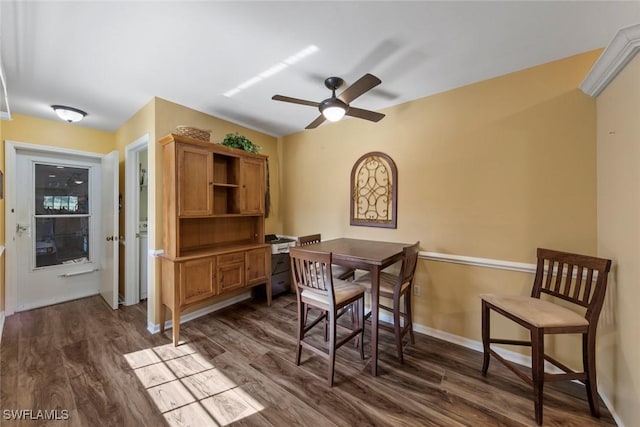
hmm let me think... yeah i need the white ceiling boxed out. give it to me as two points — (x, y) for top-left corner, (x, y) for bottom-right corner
(1, 1), (638, 137)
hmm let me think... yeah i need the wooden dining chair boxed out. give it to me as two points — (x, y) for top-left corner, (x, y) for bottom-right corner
(298, 234), (355, 280)
(480, 248), (612, 425)
(298, 233), (357, 332)
(353, 241), (420, 364)
(289, 247), (365, 386)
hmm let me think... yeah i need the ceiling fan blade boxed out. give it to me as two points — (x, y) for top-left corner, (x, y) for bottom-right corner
(305, 115), (326, 129)
(337, 73), (382, 104)
(272, 95), (319, 108)
(345, 107), (385, 122)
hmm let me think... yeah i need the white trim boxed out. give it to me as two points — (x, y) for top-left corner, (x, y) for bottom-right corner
(147, 291), (252, 334)
(420, 251), (536, 274)
(0, 55), (12, 120)
(124, 134), (149, 306)
(16, 291), (100, 312)
(580, 23), (640, 97)
(0, 246), (5, 256)
(598, 389), (625, 427)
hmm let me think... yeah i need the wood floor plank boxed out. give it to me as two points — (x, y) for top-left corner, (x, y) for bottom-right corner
(0, 294), (618, 426)
(16, 333), (77, 415)
(62, 336), (168, 427)
(210, 350), (339, 427)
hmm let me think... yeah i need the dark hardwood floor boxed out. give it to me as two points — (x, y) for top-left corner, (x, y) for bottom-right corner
(0, 293), (616, 426)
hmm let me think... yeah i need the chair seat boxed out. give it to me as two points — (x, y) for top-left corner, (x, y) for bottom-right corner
(481, 294), (588, 328)
(302, 280), (365, 308)
(353, 271), (410, 296)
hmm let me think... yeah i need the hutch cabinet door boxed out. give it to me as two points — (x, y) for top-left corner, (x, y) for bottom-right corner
(179, 257), (216, 305)
(240, 158), (265, 214)
(216, 252), (245, 293)
(178, 144), (214, 216)
(245, 247), (270, 286)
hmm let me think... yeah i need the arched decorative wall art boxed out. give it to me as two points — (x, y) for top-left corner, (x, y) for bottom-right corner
(350, 151), (397, 228)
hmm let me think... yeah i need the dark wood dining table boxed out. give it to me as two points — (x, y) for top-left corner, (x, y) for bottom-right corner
(296, 237), (410, 376)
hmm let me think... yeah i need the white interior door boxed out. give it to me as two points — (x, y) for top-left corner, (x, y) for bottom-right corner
(100, 151), (119, 309)
(15, 151), (102, 311)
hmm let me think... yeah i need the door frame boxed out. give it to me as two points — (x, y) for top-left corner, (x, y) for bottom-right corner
(4, 140), (105, 315)
(124, 134), (149, 306)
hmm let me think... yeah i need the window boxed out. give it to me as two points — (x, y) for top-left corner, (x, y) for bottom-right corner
(34, 164), (90, 267)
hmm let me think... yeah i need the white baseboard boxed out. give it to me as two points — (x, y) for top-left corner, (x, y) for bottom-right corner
(147, 291), (252, 334)
(402, 316), (623, 426)
(597, 387), (625, 427)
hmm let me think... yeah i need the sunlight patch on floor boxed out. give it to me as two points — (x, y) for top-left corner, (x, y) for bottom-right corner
(125, 342), (264, 426)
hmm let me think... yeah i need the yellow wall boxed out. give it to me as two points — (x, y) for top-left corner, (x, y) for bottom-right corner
(282, 51), (601, 366)
(2, 114), (114, 154)
(596, 53), (640, 426)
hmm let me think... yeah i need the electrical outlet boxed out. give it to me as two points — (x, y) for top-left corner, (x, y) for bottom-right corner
(413, 285), (421, 296)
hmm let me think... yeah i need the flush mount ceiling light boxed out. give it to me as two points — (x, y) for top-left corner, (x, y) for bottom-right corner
(52, 105), (87, 123)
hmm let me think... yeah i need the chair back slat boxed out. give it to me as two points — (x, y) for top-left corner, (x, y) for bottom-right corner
(582, 268), (595, 305)
(399, 242), (420, 286)
(553, 262), (564, 293)
(562, 264), (574, 297)
(289, 246), (334, 300)
(543, 259), (555, 291)
(298, 234), (322, 246)
(532, 248), (611, 321)
(571, 267), (585, 300)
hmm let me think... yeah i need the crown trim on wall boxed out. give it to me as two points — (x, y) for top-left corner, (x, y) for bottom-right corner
(580, 23), (640, 97)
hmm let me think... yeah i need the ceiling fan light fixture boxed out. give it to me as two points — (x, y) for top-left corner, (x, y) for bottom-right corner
(320, 98), (348, 122)
(52, 105), (87, 123)
(322, 106), (346, 122)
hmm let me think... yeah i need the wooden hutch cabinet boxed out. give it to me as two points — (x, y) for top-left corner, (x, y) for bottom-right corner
(159, 134), (271, 345)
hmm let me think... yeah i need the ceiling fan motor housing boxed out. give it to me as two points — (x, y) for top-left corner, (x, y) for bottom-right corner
(319, 97), (349, 114)
(324, 76), (344, 91)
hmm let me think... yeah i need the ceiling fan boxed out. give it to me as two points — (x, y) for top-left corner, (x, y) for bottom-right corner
(272, 73), (386, 129)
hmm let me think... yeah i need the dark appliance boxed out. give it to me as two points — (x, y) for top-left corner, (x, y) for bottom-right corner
(265, 234), (296, 296)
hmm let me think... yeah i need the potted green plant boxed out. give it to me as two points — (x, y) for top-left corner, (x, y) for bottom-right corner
(221, 132), (261, 154)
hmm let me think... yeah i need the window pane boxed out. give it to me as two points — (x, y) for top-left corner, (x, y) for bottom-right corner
(35, 164), (88, 215)
(35, 217), (90, 267)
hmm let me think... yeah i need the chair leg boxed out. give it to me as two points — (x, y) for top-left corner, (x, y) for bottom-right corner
(353, 301), (360, 349)
(296, 301), (305, 365)
(328, 309), (337, 386)
(531, 327), (545, 425)
(481, 300), (490, 375)
(405, 290), (415, 344)
(393, 292), (404, 364)
(583, 331), (600, 418)
(359, 298), (365, 360)
(324, 310), (329, 342)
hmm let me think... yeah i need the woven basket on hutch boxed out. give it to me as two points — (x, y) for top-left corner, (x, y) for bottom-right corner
(174, 125), (211, 141)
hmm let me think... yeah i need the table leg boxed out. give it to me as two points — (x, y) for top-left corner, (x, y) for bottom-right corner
(370, 265), (381, 376)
